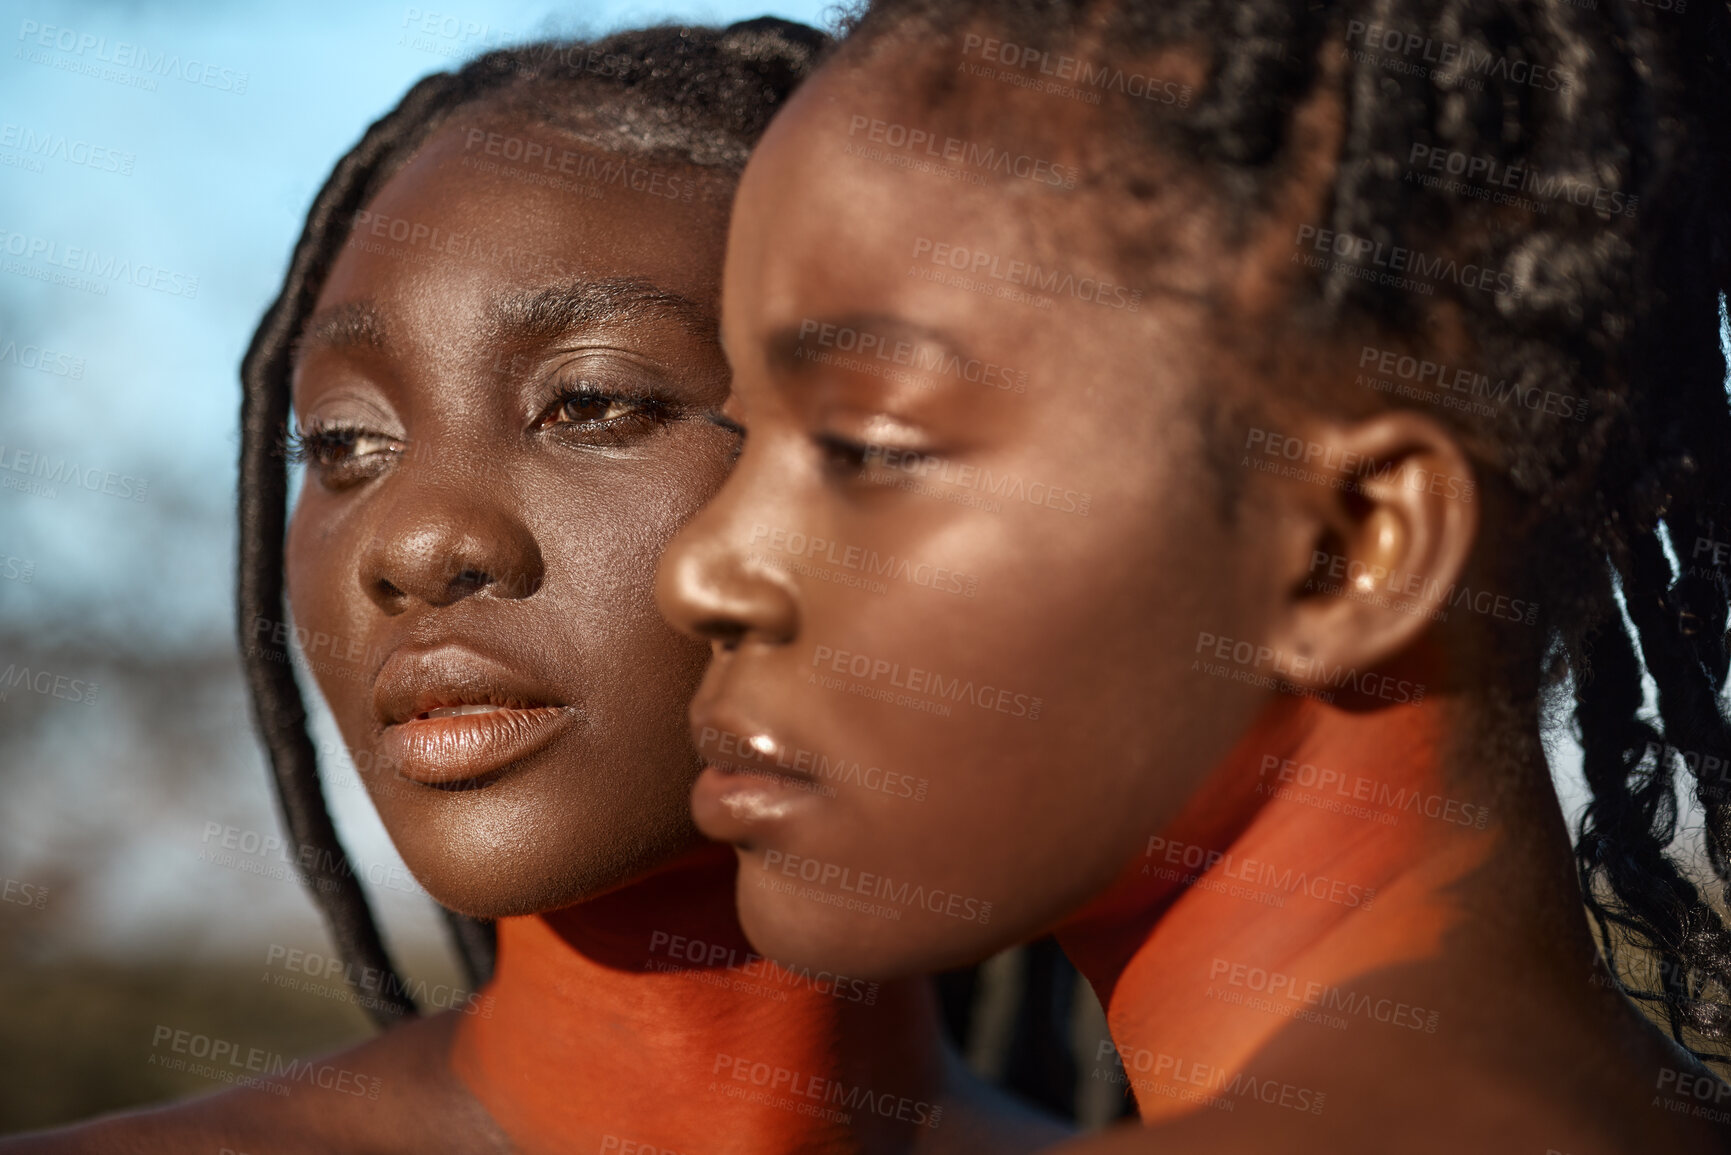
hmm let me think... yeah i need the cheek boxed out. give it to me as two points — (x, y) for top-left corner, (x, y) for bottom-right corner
(283, 500), (370, 719)
(808, 498), (1231, 884)
(285, 494), (352, 615)
(559, 447), (731, 619)
(524, 471), (721, 704)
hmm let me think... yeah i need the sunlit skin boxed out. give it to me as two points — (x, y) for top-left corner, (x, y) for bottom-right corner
(655, 33), (1731, 1155)
(0, 112), (1065, 1155)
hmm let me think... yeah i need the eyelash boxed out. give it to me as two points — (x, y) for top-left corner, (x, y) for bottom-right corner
(286, 380), (679, 490)
(814, 432), (933, 482)
(533, 382), (677, 444)
(285, 421), (401, 477)
(701, 418), (932, 480)
(707, 411), (746, 463)
(817, 432), (870, 476)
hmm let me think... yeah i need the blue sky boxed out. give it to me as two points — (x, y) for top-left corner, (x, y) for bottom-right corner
(0, 0), (833, 961)
(3, 0), (1712, 960)
(0, 0), (832, 648)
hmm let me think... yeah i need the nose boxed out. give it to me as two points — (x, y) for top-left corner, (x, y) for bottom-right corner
(655, 468), (798, 652)
(360, 480), (543, 613)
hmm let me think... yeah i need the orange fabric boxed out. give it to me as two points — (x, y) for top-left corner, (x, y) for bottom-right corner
(452, 844), (945, 1154)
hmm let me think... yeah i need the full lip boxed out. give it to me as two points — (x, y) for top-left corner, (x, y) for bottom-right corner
(373, 645), (578, 787)
(688, 698), (825, 843)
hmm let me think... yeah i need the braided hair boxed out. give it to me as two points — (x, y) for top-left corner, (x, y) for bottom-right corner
(838, 0), (1731, 1062)
(236, 18), (831, 1029)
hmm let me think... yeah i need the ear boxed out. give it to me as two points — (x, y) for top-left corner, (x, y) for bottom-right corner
(1252, 410), (1479, 696)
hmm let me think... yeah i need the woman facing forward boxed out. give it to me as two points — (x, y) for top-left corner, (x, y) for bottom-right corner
(2, 20), (1066, 1155)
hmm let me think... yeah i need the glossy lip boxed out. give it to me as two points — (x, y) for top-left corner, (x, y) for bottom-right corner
(373, 645), (578, 786)
(688, 704), (825, 844)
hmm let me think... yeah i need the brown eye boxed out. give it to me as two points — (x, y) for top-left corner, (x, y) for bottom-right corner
(542, 392), (644, 427)
(533, 384), (677, 447)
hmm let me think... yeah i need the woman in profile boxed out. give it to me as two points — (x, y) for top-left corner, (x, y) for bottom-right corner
(0, 20), (1065, 1155)
(656, 0), (1731, 1150)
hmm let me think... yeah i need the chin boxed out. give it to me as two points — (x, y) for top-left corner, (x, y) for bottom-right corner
(734, 865), (1005, 983)
(406, 857), (597, 921)
(390, 806), (699, 920)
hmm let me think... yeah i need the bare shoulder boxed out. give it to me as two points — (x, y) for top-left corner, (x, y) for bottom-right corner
(0, 1012), (510, 1155)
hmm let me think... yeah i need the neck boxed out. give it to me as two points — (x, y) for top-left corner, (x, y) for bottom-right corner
(1057, 689), (1570, 1123)
(452, 844), (948, 1155)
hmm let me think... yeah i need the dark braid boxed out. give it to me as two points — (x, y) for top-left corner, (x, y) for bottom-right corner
(841, 0), (1731, 1061)
(237, 18), (829, 1029)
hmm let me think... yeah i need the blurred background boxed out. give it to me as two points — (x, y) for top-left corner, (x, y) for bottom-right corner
(0, 0), (863, 1130)
(0, 0), (1622, 1136)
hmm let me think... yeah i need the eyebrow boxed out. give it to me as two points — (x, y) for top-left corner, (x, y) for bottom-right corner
(764, 313), (976, 379)
(293, 278), (716, 370)
(487, 277), (716, 345)
(295, 300), (388, 364)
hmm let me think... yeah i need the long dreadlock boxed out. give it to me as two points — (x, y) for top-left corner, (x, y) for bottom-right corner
(839, 0), (1731, 1062)
(237, 18), (831, 1028)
